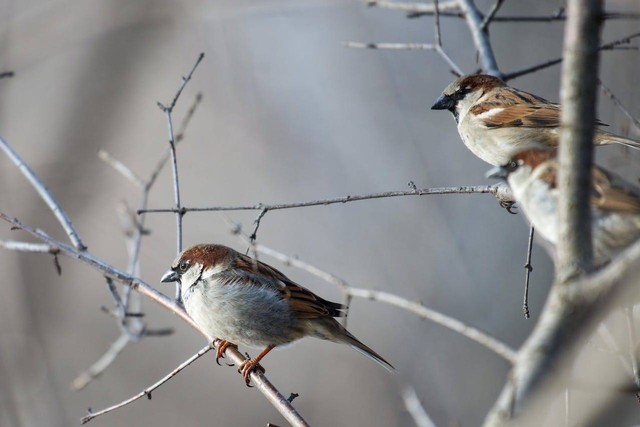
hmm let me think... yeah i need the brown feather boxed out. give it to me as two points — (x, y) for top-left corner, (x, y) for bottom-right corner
(591, 168), (640, 213)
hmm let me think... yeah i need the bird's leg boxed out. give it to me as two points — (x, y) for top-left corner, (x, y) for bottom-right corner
(238, 344), (275, 386)
(215, 340), (237, 366)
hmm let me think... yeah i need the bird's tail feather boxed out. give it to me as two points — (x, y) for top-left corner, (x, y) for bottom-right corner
(312, 318), (395, 372)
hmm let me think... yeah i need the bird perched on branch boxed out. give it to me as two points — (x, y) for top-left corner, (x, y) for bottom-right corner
(431, 74), (640, 166)
(161, 244), (393, 385)
(488, 149), (640, 266)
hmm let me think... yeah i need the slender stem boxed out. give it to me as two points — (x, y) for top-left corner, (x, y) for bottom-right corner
(81, 344), (214, 424)
(139, 183), (513, 214)
(402, 387), (437, 427)
(523, 226), (535, 319)
(72, 334), (130, 391)
(344, 41), (436, 50)
(0, 136), (86, 250)
(481, 0), (506, 30)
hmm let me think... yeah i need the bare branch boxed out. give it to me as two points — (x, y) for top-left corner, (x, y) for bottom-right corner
(229, 234), (516, 364)
(402, 387), (438, 427)
(365, 0), (459, 13)
(344, 41), (436, 50)
(0, 213), (310, 426)
(348, 287), (517, 363)
(556, 0), (602, 279)
(156, 53), (204, 299)
(72, 334), (130, 391)
(504, 32), (640, 81)
(599, 79), (640, 134)
(0, 135), (87, 250)
(0, 240), (55, 253)
(139, 183), (514, 215)
(522, 226), (534, 319)
(458, 0), (502, 77)
(480, 0), (506, 30)
(98, 150), (146, 189)
(81, 343), (214, 424)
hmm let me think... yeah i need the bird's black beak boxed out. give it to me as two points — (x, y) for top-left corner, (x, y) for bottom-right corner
(160, 269), (180, 283)
(485, 165), (510, 181)
(431, 94), (455, 110)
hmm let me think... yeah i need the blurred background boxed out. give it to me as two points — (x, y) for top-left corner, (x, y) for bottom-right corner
(1, 0), (639, 426)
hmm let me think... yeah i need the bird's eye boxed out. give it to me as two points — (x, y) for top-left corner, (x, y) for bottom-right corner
(178, 261), (190, 272)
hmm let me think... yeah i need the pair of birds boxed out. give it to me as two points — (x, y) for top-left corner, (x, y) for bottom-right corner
(161, 74), (640, 385)
(431, 74), (640, 266)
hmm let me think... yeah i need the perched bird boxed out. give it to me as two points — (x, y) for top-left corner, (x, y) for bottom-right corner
(431, 74), (640, 166)
(488, 149), (640, 266)
(161, 244), (393, 384)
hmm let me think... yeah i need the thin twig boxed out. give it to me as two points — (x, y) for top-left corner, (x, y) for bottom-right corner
(0, 240), (55, 253)
(522, 226), (535, 319)
(0, 212), (310, 427)
(402, 387), (437, 427)
(157, 53), (204, 299)
(432, 0), (465, 76)
(72, 334), (130, 391)
(504, 32), (640, 81)
(227, 232), (516, 363)
(0, 135), (87, 250)
(349, 287), (516, 363)
(139, 183), (514, 214)
(365, 0), (459, 13)
(98, 150), (146, 189)
(81, 344), (214, 424)
(598, 79), (640, 134)
(480, 0), (506, 30)
(458, 0), (502, 77)
(344, 41), (436, 50)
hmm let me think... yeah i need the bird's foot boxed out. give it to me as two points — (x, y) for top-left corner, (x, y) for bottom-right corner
(215, 340), (237, 366)
(238, 358), (265, 386)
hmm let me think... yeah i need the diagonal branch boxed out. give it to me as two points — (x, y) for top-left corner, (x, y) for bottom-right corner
(0, 136), (87, 250)
(81, 344), (214, 423)
(0, 213), (309, 427)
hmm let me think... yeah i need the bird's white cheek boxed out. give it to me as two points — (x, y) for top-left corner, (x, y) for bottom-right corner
(180, 264), (204, 294)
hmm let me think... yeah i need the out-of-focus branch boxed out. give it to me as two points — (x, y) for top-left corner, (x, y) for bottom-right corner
(0, 71), (15, 79)
(365, 0), (459, 13)
(484, 237), (640, 426)
(503, 32), (640, 81)
(458, 0), (502, 77)
(345, 41), (436, 50)
(0, 136), (87, 250)
(484, 2), (608, 424)
(556, 0), (602, 279)
(81, 344), (214, 424)
(0, 213), (310, 427)
(402, 387), (437, 427)
(72, 334), (130, 391)
(139, 182), (514, 214)
(227, 229), (517, 364)
(599, 79), (640, 134)
(480, 0), (506, 30)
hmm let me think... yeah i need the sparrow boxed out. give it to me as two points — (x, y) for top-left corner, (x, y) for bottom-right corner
(431, 74), (640, 166)
(161, 244), (394, 384)
(488, 149), (640, 266)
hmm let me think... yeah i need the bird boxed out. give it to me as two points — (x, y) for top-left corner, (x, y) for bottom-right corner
(487, 148), (640, 266)
(160, 244), (394, 385)
(431, 74), (640, 166)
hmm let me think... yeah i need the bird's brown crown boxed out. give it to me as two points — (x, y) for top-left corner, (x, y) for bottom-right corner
(176, 244), (234, 268)
(444, 74), (506, 96)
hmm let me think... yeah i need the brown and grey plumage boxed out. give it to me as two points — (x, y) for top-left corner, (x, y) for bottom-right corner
(432, 74), (640, 166)
(161, 244), (393, 384)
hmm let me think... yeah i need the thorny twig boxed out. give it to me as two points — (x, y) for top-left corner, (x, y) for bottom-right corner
(523, 226), (535, 319)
